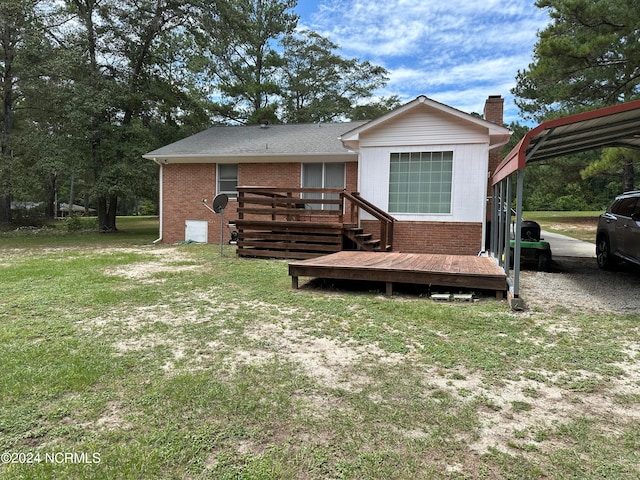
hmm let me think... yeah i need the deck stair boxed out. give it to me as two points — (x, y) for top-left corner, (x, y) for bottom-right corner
(342, 225), (383, 251)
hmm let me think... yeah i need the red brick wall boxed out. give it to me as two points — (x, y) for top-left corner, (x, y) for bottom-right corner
(240, 162), (301, 187)
(362, 220), (483, 255)
(345, 162), (357, 193)
(161, 161), (359, 244)
(162, 163), (218, 244)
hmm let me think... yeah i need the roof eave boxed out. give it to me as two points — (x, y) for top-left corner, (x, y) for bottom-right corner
(142, 152), (359, 164)
(490, 133), (512, 150)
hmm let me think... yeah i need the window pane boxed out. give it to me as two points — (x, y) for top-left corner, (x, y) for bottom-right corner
(302, 164), (323, 210)
(388, 152), (452, 214)
(614, 198), (637, 217)
(302, 163), (323, 188)
(218, 164), (238, 198)
(324, 163), (345, 188)
(302, 163), (345, 210)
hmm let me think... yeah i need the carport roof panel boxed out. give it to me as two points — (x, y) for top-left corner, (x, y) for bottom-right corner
(492, 99), (640, 185)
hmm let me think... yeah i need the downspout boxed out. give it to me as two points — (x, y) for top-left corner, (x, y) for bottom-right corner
(153, 158), (163, 244)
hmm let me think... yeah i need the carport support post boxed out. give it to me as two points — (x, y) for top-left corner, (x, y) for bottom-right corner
(497, 182), (506, 266)
(490, 186), (498, 255)
(494, 182), (504, 268)
(503, 177), (512, 275)
(513, 168), (525, 298)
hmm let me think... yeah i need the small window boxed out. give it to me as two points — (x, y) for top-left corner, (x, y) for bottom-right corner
(218, 164), (238, 198)
(301, 163), (345, 210)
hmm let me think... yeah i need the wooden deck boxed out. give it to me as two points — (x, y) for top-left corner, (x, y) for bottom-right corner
(289, 251), (507, 298)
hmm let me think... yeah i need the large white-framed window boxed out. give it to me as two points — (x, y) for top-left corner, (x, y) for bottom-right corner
(388, 151), (453, 214)
(301, 163), (345, 210)
(217, 163), (238, 198)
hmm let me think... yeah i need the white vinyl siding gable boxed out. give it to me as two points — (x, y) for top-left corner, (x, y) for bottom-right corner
(357, 108), (487, 148)
(353, 104), (492, 223)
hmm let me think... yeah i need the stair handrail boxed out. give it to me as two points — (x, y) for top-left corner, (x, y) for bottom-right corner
(341, 191), (395, 250)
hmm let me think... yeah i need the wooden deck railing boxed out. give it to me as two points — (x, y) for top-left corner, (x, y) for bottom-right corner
(234, 187), (394, 258)
(236, 186), (345, 222)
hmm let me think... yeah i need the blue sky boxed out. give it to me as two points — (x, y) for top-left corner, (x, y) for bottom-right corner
(294, 0), (551, 125)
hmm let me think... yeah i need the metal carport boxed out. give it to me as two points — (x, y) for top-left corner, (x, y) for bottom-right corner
(490, 99), (640, 305)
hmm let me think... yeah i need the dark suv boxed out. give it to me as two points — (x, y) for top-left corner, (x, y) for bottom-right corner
(596, 191), (640, 269)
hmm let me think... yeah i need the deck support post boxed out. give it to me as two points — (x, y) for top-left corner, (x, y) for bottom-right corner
(291, 276), (298, 289)
(385, 282), (393, 296)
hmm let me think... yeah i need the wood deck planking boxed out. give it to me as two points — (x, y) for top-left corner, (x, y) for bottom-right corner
(289, 251), (507, 297)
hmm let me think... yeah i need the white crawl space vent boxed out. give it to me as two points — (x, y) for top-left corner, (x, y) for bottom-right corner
(184, 220), (208, 243)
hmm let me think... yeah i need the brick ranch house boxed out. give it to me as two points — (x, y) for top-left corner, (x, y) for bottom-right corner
(143, 95), (511, 255)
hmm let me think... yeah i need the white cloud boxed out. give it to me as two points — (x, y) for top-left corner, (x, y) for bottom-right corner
(302, 0), (549, 123)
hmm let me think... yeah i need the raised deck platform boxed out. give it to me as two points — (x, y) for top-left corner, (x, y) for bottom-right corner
(289, 251), (507, 298)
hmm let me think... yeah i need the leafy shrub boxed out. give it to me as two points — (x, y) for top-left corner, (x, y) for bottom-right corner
(63, 215), (97, 233)
(139, 199), (157, 216)
(64, 215), (84, 232)
(552, 195), (589, 211)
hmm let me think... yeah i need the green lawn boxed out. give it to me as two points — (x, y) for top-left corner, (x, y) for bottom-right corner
(0, 216), (160, 248)
(0, 217), (638, 479)
(523, 211), (600, 243)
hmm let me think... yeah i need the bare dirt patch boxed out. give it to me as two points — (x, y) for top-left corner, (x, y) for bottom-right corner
(78, 245), (640, 460)
(103, 246), (200, 282)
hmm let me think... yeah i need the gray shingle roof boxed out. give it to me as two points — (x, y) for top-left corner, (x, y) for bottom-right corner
(144, 121), (368, 159)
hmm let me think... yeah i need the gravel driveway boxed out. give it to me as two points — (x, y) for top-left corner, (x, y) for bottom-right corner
(519, 256), (640, 314)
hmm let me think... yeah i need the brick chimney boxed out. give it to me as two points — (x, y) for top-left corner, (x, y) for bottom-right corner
(484, 95), (505, 183)
(483, 94), (504, 125)
(484, 95), (506, 222)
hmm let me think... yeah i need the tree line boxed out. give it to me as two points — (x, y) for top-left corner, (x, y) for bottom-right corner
(511, 0), (640, 210)
(2, 0), (640, 231)
(0, 0), (398, 231)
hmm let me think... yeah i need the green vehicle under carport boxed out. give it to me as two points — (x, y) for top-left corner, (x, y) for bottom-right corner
(509, 220), (552, 271)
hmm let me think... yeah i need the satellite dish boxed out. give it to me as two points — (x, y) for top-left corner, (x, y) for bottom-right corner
(212, 194), (228, 213)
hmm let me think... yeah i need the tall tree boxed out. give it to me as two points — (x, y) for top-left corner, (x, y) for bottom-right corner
(49, 0), (205, 231)
(581, 148), (640, 193)
(0, 0), (42, 224)
(3, 0), (397, 229)
(280, 30), (396, 123)
(513, 0), (640, 120)
(198, 0), (298, 124)
(512, 0), (640, 191)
